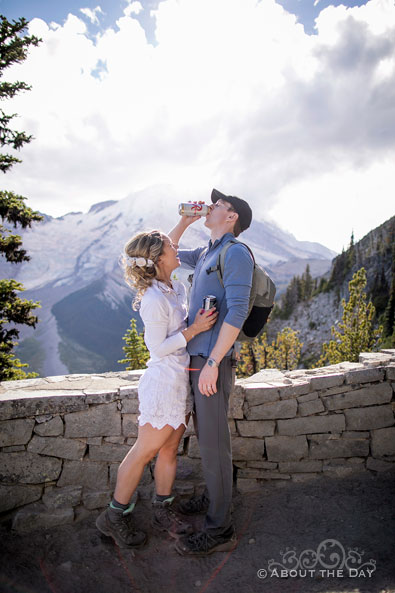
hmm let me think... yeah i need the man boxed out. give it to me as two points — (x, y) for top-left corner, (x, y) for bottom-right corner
(168, 188), (254, 556)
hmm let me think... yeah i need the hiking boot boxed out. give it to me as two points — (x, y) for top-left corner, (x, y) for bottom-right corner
(175, 526), (237, 556)
(96, 506), (147, 549)
(177, 492), (210, 515)
(152, 498), (193, 538)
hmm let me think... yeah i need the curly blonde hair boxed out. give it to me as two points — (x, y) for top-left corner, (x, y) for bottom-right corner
(121, 229), (165, 310)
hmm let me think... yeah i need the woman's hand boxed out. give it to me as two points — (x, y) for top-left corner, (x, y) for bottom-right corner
(192, 307), (218, 334)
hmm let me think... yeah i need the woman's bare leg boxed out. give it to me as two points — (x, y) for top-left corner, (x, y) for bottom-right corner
(114, 423), (175, 504)
(154, 414), (191, 496)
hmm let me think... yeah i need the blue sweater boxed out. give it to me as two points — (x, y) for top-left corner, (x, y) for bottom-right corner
(177, 232), (254, 358)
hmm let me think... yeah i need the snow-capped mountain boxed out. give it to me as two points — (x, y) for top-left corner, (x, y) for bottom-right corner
(1, 186), (336, 376)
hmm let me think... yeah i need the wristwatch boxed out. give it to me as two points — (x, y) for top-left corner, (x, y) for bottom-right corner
(207, 357), (219, 368)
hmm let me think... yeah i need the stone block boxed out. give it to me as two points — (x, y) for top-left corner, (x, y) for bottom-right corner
(233, 461), (247, 468)
(291, 473), (320, 483)
(359, 352), (394, 366)
(57, 460), (108, 490)
(89, 443), (130, 462)
(84, 391), (118, 404)
(86, 437), (102, 445)
(386, 365), (395, 381)
(229, 385), (245, 419)
(82, 490), (112, 510)
(1, 445), (25, 452)
(323, 383), (392, 411)
(297, 392), (319, 403)
(345, 368), (385, 384)
(309, 437), (369, 459)
(231, 437), (265, 461)
(64, 402), (121, 438)
(371, 427), (395, 457)
(321, 385), (354, 397)
(246, 461), (277, 469)
(176, 457), (204, 481)
(277, 414), (345, 436)
(342, 431), (370, 439)
(186, 436), (201, 458)
(278, 381), (311, 399)
(344, 405), (394, 430)
(265, 435), (307, 461)
(236, 420), (275, 437)
(122, 414), (138, 437)
(309, 374), (344, 390)
(105, 436), (125, 444)
(0, 451), (61, 484)
(0, 484), (42, 512)
(33, 416), (64, 437)
(42, 485), (82, 509)
(238, 468), (287, 479)
(228, 419), (237, 435)
(0, 392), (87, 421)
(322, 459), (367, 477)
(299, 399), (325, 416)
(109, 463), (119, 487)
(366, 457), (395, 472)
(245, 398), (297, 420)
(0, 419), (35, 447)
(278, 460), (322, 473)
(244, 384), (280, 407)
(27, 436), (86, 460)
(119, 385), (139, 397)
(12, 502), (74, 532)
(120, 398), (140, 414)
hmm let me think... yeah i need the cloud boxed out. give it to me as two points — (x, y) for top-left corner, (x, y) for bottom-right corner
(3, 0), (395, 252)
(123, 1), (144, 17)
(80, 5), (104, 25)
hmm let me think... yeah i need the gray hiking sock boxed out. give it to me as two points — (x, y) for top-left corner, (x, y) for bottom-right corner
(154, 493), (174, 504)
(110, 498), (129, 512)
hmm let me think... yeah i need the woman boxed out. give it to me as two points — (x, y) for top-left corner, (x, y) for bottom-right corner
(96, 229), (218, 549)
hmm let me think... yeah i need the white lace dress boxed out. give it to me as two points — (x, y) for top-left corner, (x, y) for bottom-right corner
(137, 279), (193, 430)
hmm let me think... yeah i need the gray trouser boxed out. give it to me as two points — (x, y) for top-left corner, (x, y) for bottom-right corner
(190, 355), (234, 534)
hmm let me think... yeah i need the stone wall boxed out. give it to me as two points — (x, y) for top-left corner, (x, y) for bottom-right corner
(1, 350), (395, 532)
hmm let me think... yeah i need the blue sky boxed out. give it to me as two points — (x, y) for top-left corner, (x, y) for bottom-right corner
(1, 0), (394, 253)
(0, 0), (371, 37)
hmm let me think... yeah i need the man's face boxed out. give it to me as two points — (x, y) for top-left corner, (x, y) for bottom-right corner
(204, 199), (237, 230)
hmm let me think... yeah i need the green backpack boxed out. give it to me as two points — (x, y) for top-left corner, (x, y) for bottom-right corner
(191, 239), (276, 342)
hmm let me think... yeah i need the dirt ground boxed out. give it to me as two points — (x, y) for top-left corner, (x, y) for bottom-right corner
(1, 471), (394, 593)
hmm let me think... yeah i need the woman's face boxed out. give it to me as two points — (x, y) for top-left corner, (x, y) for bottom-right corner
(156, 235), (180, 273)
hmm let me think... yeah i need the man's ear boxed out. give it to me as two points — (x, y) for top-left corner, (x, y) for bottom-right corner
(227, 212), (238, 223)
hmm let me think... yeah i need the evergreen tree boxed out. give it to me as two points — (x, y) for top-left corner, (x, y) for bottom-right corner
(0, 16), (42, 381)
(266, 326), (303, 371)
(118, 318), (150, 370)
(237, 329), (302, 378)
(301, 263), (313, 301)
(383, 243), (395, 346)
(315, 267), (383, 366)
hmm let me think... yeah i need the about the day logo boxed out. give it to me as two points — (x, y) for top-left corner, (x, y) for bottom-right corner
(257, 538), (377, 580)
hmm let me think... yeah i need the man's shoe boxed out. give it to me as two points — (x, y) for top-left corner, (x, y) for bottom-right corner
(152, 498), (193, 538)
(177, 492), (210, 515)
(175, 526), (237, 556)
(96, 507), (147, 549)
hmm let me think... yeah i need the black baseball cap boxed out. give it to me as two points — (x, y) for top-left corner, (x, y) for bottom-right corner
(211, 188), (252, 233)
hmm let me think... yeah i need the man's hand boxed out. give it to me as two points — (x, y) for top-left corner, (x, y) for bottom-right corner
(198, 363), (219, 397)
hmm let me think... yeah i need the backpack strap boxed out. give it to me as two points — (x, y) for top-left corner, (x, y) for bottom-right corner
(215, 239), (255, 288)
